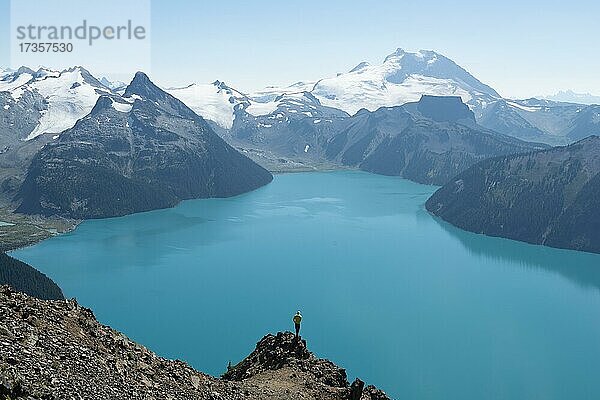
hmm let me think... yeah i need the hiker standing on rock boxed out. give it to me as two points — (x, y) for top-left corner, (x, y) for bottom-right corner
(293, 311), (302, 338)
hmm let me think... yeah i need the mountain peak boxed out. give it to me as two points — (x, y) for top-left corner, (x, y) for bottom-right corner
(383, 48), (405, 63)
(16, 66), (36, 75)
(349, 61), (371, 73)
(544, 90), (600, 105)
(0, 289), (388, 399)
(89, 95), (115, 114)
(124, 71), (205, 121)
(131, 71), (151, 85)
(124, 71), (160, 98)
(383, 48), (439, 65)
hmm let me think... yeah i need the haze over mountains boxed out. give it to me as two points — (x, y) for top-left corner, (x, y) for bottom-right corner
(544, 90), (600, 105)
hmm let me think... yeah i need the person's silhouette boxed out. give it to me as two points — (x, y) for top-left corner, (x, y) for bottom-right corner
(293, 310), (302, 338)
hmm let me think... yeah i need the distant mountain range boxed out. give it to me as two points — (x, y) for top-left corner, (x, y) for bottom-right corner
(426, 136), (600, 254)
(543, 90), (600, 105)
(164, 49), (600, 147)
(2, 49), (600, 246)
(3, 49), (600, 151)
(325, 95), (545, 185)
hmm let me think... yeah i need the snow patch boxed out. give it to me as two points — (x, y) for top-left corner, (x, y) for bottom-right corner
(167, 83), (247, 129)
(246, 101), (278, 117)
(506, 101), (541, 112)
(111, 100), (133, 113)
(10, 68), (112, 140)
(0, 73), (33, 99)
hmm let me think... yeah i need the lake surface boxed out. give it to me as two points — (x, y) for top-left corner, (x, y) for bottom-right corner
(12, 171), (600, 400)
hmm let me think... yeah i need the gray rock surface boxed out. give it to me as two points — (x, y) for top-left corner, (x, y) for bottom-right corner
(0, 286), (390, 400)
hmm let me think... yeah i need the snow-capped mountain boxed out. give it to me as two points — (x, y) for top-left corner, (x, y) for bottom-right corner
(249, 81), (317, 103)
(160, 48), (599, 147)
(0, 68), (12, 79)
(164, 49), (502, 131)
(230, 91), (348, 163)
(0, 66), (112, 140)
(544, 90), (600, 105)
(166, 81), (249, 129)
(309, 48), (500, 115)
(2, 50), (598, 154)
(99, 77), (127, 93)
(166, 80), (331, 132)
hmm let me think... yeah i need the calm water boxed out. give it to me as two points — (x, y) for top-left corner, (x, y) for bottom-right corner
(12, 171), (600, 400)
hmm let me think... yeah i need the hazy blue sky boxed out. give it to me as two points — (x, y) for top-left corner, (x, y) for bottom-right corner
(1, 0), (599, 98)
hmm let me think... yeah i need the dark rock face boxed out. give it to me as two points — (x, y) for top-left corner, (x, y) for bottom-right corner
(350, 378), (365, 400)
(363, 385), (390, 400)
(0, 287), (391, 400)
(0, 253), (64, 300)
(326, 96), (545, 185)
(426, 136), (600, 254)
(415, 95), (474, 122)
(15, 73), (273, 219)
(223, 332), (348, 388)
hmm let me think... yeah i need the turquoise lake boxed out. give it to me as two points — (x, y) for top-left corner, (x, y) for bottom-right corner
(12, 171), (600, 400)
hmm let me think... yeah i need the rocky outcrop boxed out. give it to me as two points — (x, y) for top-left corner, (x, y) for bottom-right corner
(0, 286), (390, 400)
(222, 332), (348, 387)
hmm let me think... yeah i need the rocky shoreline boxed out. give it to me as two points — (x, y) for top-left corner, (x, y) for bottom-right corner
(0, 286), (390, 400)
